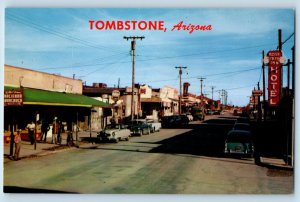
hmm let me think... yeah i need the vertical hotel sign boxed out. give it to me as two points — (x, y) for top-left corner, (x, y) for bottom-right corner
(4, 90), (24, 106)
(265, 50), (284, 106)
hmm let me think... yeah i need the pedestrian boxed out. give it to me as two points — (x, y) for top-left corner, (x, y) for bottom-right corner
(14, 129), (22, 161)
(52, 118), (58, 144)
(41, 121), (50, 143)
(67, 131), (74, 147)
(57, 121), (62, 145)
(26, 121), (35, 145)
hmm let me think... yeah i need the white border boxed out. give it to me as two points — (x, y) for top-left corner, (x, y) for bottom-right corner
(0, 1), (299, 202)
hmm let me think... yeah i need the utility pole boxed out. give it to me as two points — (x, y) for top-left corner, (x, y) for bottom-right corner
(257, 82), (262, 121)
(278, 29), (282, 51)
(198, 77), (206, 96)
(175, 66), (187, 114)
(292, 46), (295, 95)
(124, 36), (145, 120)
(287, 59), (290, 90)
(211, 86), (215, 100)
(262, 50), (267, 121)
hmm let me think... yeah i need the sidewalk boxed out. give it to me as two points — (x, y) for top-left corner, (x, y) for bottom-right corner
(3, 131), (99, 163)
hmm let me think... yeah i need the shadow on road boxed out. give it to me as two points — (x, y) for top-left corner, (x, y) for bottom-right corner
(149, 119), (235, 157)
(3, 186), (77, 193)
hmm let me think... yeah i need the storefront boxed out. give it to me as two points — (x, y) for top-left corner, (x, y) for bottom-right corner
(4, 86), (111, 143)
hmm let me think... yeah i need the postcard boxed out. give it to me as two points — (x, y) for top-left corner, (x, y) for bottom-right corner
(3, 8), (295, 196)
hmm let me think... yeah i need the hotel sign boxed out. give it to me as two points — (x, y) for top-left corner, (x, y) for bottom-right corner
(4, 90), (24, 106)
(265, 50), (285, 107)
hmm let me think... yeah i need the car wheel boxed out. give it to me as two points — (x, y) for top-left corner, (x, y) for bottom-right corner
(125, 136), (129, 141)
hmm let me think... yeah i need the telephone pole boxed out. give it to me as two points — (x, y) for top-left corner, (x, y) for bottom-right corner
(175, 66), (187, 114)
(198, 77), (206, 96)
(211, 86), (216, 100)
(124, 36), (145, 120)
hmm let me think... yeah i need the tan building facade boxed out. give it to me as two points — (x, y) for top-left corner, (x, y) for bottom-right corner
(5, 64), (83, 94)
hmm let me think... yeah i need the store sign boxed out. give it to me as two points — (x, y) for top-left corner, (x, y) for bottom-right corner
(252, 90), (263, 97)
(4, 90), (23, 106)
(266, 50), (284, 107)
(112, 90), (120, 99)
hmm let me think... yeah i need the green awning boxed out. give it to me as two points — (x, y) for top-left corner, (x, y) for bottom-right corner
(4, 86), (110, 108)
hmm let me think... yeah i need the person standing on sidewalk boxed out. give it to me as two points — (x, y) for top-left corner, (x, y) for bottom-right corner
(26, 121), (35, 145)
(41, 121), (50, 143)
(14, 129), (22, 161)
(57, 121), (62, 145)
(52, 118), (58, 144)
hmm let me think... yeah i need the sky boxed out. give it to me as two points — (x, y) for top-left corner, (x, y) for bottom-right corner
(4, 8), (295, 106)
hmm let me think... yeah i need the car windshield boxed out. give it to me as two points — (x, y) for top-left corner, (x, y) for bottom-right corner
(105, 124), (120, 129)
(233, 124), (250, 131)
(236, 118), (249, 124)
(226, 132), (252, 142)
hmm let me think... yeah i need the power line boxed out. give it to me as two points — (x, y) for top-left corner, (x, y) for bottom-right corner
(138, 42), (278, 61)
(129, 66), (260, 86)
(6, 13), (125, 54)
(282, 32), (295, 46)
(38, 52), (128, 70)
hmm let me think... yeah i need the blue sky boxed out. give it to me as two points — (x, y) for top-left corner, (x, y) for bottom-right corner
(5, 8), (295, 106)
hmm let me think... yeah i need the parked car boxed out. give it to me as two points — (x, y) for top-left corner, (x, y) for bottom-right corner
(191, 106), (205, 121)
(97, 124), (130, 143)
(236, 117), (250, 124)
(233, 123), (250, 132)
(127, 119), (151, 136)
(186, 113), (194, 121)
(146, 119), (162, 133)
(224, 130), (254, 157)
(180, 115), (189, 125)
(161, 115), (189, 128)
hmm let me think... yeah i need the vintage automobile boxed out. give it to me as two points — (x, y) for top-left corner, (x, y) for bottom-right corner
(97, 124), (130, 143)
(161, 115), (189, 128)
(127, 119), (151, 136)
(232, 123), (251, 132)
(224, 130), (254, 157)
(146, 119), (162, 133)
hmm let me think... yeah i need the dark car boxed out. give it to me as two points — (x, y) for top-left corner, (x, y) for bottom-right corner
(236, 117), (250, 124)
(127, 119), (151, 136)
(233, 123), (250, 132)
(161, 115), (189, 128)
(224, 130), (254, 157)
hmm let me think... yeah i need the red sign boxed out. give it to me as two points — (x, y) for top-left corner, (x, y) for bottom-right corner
(4, 90), (24, 106)
(267, 50), (282, 106)
(252, 90), (263, 97)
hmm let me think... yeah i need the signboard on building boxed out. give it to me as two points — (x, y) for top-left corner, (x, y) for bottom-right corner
(252, 90), (263, 97)
(4, 90), (23, 106)
(112, 90), (120, 99)
(266, 50), (284, 107)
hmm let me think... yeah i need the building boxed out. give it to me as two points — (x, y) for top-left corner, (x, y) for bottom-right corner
(4, 65), (110, 143)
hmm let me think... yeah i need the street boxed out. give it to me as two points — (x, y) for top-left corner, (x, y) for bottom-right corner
(4, 116), (293, 194)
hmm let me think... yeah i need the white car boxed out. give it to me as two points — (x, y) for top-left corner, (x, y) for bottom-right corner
(97, 124), (130, 143)
(146, 119), (162, 133)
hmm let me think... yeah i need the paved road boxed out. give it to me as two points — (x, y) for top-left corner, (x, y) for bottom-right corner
(4, 120), (293, 194)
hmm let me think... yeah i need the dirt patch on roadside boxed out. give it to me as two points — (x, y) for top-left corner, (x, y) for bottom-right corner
(267, 169), (293, 177)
